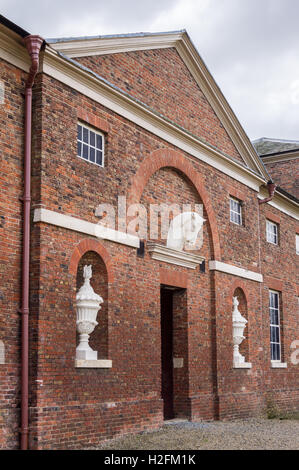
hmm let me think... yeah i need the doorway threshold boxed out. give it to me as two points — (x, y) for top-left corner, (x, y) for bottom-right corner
(163, 418), (190, 425)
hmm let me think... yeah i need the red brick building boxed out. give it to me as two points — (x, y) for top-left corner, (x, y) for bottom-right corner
(0, 16), (298, 449)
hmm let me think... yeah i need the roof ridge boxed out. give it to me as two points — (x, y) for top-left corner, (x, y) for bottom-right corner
(46, 29), (186, 44)
(252, 137), (299, 144)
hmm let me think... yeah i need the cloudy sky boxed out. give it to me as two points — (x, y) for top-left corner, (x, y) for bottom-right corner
(2, 0), (299, 141)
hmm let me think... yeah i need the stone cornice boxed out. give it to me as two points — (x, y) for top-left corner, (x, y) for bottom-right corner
(261, 151), (299, 164)
(48, 31), (184, 57)
(147, 242), (205, 269)
(0, 24), (30, 72)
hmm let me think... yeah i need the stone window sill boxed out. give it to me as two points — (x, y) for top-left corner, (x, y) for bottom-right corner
(75, 359), (112, 368)
(271, 361), (287, 369)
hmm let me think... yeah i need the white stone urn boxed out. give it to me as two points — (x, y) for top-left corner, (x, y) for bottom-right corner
(232, 296), (247, 366)
(76, 265), (103, 361)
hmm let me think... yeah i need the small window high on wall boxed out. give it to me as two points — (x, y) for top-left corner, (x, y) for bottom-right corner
(77, 122), (104, 167)
(266, 220), (279, 245)
(230, 197), (242, 225)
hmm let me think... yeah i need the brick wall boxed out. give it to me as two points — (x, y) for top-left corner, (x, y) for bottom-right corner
(264, 158), (299, 198)
(0, 42), (298, 449)
(76, 48), (244, 163)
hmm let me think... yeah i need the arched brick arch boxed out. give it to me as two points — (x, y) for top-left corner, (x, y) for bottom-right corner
(69, 238), (114, 283)
(127, 148), (221, 259)
(227, 279), (250, 311)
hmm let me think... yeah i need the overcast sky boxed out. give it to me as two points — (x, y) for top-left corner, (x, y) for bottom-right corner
(2, 0), (299, 141)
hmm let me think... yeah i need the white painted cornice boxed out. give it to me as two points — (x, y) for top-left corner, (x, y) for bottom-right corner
(261, 151), (299, 164)
(147, 242), (205, 269)
(0, 24), (30, 72)
(48, 31), (184, 58)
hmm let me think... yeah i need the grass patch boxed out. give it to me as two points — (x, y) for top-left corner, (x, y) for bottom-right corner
(265, 396), (299, 420)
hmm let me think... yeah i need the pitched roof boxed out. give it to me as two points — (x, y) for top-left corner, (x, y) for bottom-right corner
(252, 137), (299, 156)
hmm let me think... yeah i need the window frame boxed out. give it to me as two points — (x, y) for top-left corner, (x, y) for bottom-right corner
(266, 219), (279, 245)
(229, 196), (243, 226)
(296, 234), (299, 255)
(77, 121), (105, 167)
(269, 290), (281, 362)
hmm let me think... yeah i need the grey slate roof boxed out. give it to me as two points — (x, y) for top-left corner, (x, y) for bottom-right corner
(252, 137), (299, 156)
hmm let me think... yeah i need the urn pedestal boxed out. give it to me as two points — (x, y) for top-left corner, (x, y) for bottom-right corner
(232, 296), (252, 369)
(76, 265), (103, 361)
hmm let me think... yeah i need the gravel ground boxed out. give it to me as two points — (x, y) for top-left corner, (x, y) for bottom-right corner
(96, 417), (299, 450)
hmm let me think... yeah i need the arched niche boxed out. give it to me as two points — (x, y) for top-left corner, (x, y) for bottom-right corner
(233, 287), (249, 361)
(76, 251), (109, 359)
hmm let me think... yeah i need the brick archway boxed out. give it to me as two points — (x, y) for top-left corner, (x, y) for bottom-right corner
(227, 279), (250, 311)
(69, 238), (114, 283)
(127, 148), (221, 259)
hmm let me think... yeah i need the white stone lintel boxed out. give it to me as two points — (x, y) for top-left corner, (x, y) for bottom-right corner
(209, 260), (263, 283)
(75, 359), (112, 368)
(147, 242), (205, 269)
(271, 361), (287, 369)
(233, 362), (252, 369)
(33, 208), (139, 248)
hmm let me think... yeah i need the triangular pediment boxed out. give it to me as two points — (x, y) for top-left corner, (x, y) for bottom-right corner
(48, 30), (268, 179)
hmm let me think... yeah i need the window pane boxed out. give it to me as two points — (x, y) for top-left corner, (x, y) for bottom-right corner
(270, 343), (275, 360)
(96, 134), (102, 150)
(270, 292), (278, 309)
(77, 124), (82, 141)
(83, 127), (89, 143)
(274, 343), (281, 361)
(271, 326), (279, 343)
(82, 144), (88, 160)
(270, 309), (279, 326)
(90, 147), (95, 163)
(77, 141), (82, 157)
(90, 131), (95, 147)
(96, 150), (102, 166)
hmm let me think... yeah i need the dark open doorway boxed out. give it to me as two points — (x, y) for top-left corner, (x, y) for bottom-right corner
(160, 286), (174, 420)
(161, 284), (189, 421)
